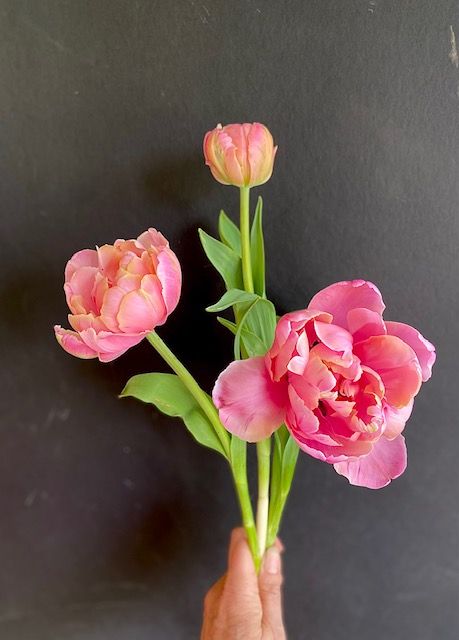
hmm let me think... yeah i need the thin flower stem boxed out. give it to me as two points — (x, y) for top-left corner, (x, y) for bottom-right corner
(267, 491), (288, 548)
(239, 185), (271, 559)
(146, 331), (230, 459)
(266, 451), (299, 547)
(240, 186), (254, 294)
(256, 438), (271, 555)
(147, 330), (260, 567)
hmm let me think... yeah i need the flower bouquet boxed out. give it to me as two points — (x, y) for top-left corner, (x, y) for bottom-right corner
(54, 123), (435, 571)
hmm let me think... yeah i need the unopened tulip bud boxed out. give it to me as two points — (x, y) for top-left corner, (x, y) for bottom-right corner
(203, 122), (277, 187)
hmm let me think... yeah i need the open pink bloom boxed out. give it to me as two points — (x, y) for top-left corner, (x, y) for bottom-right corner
(203, 123), (277, 187)
(213, 280), (435, 489)
(54, 229), (181, 362)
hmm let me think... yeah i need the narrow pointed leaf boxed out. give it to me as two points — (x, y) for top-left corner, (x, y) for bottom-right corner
(281, 435), (300, 494)
(218, 210), (241, 255)
(120, 373), (227, 458)
(206, 288), (258, 312)
(198, 229), (243, 290)
(250, 196), (266, 297)
(243, 298), (277, 352)
(217, 316), (238, 335)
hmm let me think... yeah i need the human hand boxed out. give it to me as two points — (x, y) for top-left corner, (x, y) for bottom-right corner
(201, 528), (286, 639)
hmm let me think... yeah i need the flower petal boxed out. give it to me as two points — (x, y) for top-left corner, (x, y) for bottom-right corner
(64, 249), (98, 282)
(54, 325), (97, 359)
(353, 335), (422, 408)
(213, 357), (288, 442)
(157, 247), (182, 315)
(333, 435), (407, 489)
(314, 321), (353, 356)
(65, 266), (99, 314)
(116, 276), (166, 333)
(347, 307), (387, 342)
(385, 321), (436, 382)
(308, 280), (385, 330)
(136, 228), (169, 252)
(383, 400), (413, 440)
(268, 309), (331, 381)
(78, 327), (146, 359)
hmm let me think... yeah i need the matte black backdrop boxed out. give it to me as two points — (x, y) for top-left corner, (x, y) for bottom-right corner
(1, 1), (458, 639)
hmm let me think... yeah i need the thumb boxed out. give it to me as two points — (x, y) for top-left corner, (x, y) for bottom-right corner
(259, 544), (286, 638)
(224, 528), (260, 601)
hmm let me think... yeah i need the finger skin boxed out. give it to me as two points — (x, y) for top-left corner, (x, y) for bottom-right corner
(201, 529), (287, 639)
(259, 544), (286, 639)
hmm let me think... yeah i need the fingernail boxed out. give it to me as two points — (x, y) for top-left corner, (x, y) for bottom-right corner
(264, 547), (280, 575)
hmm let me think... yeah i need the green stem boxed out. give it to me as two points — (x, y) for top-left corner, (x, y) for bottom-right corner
(267, 491), (288, 548)
(147, 331), (230, 459)
(240, 186), (254, 293)
(266, 452), (299, 547)
(147, 330), (260, 568)
(256, 438), (271, 555)
(239, 186), (270, 561)
(230, 439), (261, 571)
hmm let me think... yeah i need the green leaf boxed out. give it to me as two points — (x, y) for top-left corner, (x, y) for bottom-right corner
(275, 424), (290, 452)
(240, 327), (267, 357)
(218, 210), (241, 255)
(120, 373), (195, 416)
(198, 229), (243, 290)
(250, 196), (266, 297)
(281, 435), (300, 495)
(217, 315), (265, 356)
(120, 373), (226, 458)
(183, 408), (226, 456)
(233, 297), (277, 360)
(243, 298), (277, 352)
(217, 316), (238, 335)
(206, 288), (258, 312)
(269, 434), (282, 521)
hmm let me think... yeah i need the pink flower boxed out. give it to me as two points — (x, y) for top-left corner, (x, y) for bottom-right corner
(54, 229), (181, 362)
(203, 123), (277, 187)
(212, 280), (435, 489)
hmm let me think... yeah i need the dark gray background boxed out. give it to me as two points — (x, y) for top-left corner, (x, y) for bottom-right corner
(1, 1), (458, 638)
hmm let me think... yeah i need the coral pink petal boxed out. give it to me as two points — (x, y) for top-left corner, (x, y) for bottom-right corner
(308, 280), (385, 330)
(354, 335), (422, 408)
(116, 289), (158, 333)
(333, 435), (407, 489)
(385, 321), (436, 382)
(64, 249), (98, 282)
(100, 286), (125, 332)
(79, 328), (145, 356)
(68, 313), (107, 333)
(213, 357), (288, 442)
(141, 274), (168, 325)
(347, 308), (387, 342)
(203, 128), (232, 185)
(314, 320), (353, 354)
(384, 400), (413, 440)
(67, 266), (99, 313)
(97, 245), (121, 282)
(54, 325), (97, 359)
(311, 343), (362, 380)
(137, 228), (169, 251)
(247, 123), (275, 185)
(157, 247), (182, 315)
(269, 310), (331, 380)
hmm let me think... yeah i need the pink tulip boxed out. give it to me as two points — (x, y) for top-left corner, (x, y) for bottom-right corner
(213, 280), (435, 489)
(54, 228), (181, 362)
(203, 123), (277, 187)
